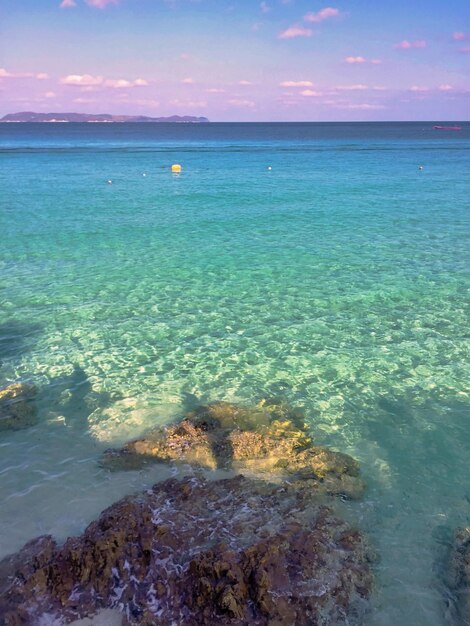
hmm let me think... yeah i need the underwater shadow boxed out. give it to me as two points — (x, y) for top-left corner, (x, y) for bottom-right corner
(0, 320), (42, 366)
(40, 364), (113, 434)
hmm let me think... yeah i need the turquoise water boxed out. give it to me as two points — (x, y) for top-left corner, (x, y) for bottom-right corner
(0, 122), (469, 625)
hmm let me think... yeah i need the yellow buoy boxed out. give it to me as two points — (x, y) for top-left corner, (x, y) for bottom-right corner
(171, 163), (182, 173)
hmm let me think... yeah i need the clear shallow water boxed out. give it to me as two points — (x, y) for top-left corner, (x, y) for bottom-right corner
(0, 122), (469, 625)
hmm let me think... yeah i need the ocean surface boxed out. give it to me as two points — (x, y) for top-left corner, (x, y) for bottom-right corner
(0, 122), (469, 625)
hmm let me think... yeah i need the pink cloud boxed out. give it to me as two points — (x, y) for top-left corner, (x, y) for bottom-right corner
(410, 85), (429, 92)
(171, 99), (207, 108)
(104, 78), (148, 88)
(86, 0), (118, 8)
(336, 84), (369, 91)
(394, 40), (426, 49)
(0, 68), (48, 79)
(61, 74), (104, 86)
(460, 46), (470, 53)
(45, 91), (57, 98)
(181, 77), (195, 84)
(280, 80), (313, 87)
(238, 80), (252, 85)
(439, 84), (453, 91)
(228, 99), (256, 108)
(334, 103), (386, 110)
(371, 59), (382, 65)
(304, 7), (341, 23)
(300, 89), (323, 96)
(60, 0), (76, 7)
(206, 88), (226, 93)
(344, 56), (367, 64)
(278, 25), (312, 39)
(453, 31), (467, 41)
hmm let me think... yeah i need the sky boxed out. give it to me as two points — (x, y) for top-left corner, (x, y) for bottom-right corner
(0, 0), (469, 121)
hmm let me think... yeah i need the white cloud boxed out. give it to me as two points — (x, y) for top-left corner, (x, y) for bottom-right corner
(335, 103), (386, 110)
(300, 89), (323, 96)
(280, 80), (313, 87)
(335, 84), (369, 91)
(61, 74), (104, 86)
(345, 56), (367, 64)
(0, 68), (48, 79)
(228, 98), (256, 107)
(105, 78), (148, 88)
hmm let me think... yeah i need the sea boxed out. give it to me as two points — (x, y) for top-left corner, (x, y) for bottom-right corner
(0, 122), (469, 625)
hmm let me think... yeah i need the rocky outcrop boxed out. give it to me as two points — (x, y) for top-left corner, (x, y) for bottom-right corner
(101, 401), (364, 499)
(0, 383), (37, 431)
(0, 474), (373, 626)
(446, 527), (470, 624)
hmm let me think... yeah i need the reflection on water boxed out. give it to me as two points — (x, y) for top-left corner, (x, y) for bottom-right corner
(0, 123), (469, 625)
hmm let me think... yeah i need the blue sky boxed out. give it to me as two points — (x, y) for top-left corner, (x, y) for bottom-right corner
(0, 0), (469, 120)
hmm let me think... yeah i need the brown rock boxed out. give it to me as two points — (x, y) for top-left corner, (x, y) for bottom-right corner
(101, 401), (364, 499)
(0, 475), (373, 625)
(0, 383), (37, 432)
(447, 527), (470, 624)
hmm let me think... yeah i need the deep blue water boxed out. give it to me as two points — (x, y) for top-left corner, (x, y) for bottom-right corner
(0, 122), (469, 625)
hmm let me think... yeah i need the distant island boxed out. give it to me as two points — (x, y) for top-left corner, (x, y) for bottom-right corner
(0, 112), (210, 123)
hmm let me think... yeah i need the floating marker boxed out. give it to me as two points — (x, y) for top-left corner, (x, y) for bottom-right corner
(171, 163), (182, 173)
(143, 173), (147, 177)
(107, 179), (113, 184)
(418, 166), (424, 170)
(267, 166), (272, 171)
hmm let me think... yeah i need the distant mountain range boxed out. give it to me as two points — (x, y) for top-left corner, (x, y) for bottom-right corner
(0, 111), (210, 123)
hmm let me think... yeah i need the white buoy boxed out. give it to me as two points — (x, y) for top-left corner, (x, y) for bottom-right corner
(418, 166), (424, 171)
(267, 166), (272, 171)
(143, 173), (147, 177)
(107, 179), (113, 184)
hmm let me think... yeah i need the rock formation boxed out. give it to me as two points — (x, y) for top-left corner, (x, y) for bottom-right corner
(101, 401), (364, 499)
(0, 383), (37, 431)
(446, 527), (470, 624)
(0, 475), (373, 625)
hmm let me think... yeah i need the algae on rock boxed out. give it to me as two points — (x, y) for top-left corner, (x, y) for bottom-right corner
(0, 475), (373, 626)
(0, 383), (37, 432)
(101, 400), (364, 499)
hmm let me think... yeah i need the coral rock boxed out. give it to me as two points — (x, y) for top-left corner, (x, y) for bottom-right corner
(0, 383), (37, 432)
(0, 475), (373, 625)
(101, 401), (364, 499)
(447, 527), (470, 624)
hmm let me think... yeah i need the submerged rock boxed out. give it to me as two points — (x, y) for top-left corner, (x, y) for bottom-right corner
(0, 383), (37, 432)
(0, 475), (373, 625)
(101, 401), (364, 499)
(446, 527), (470, 624)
